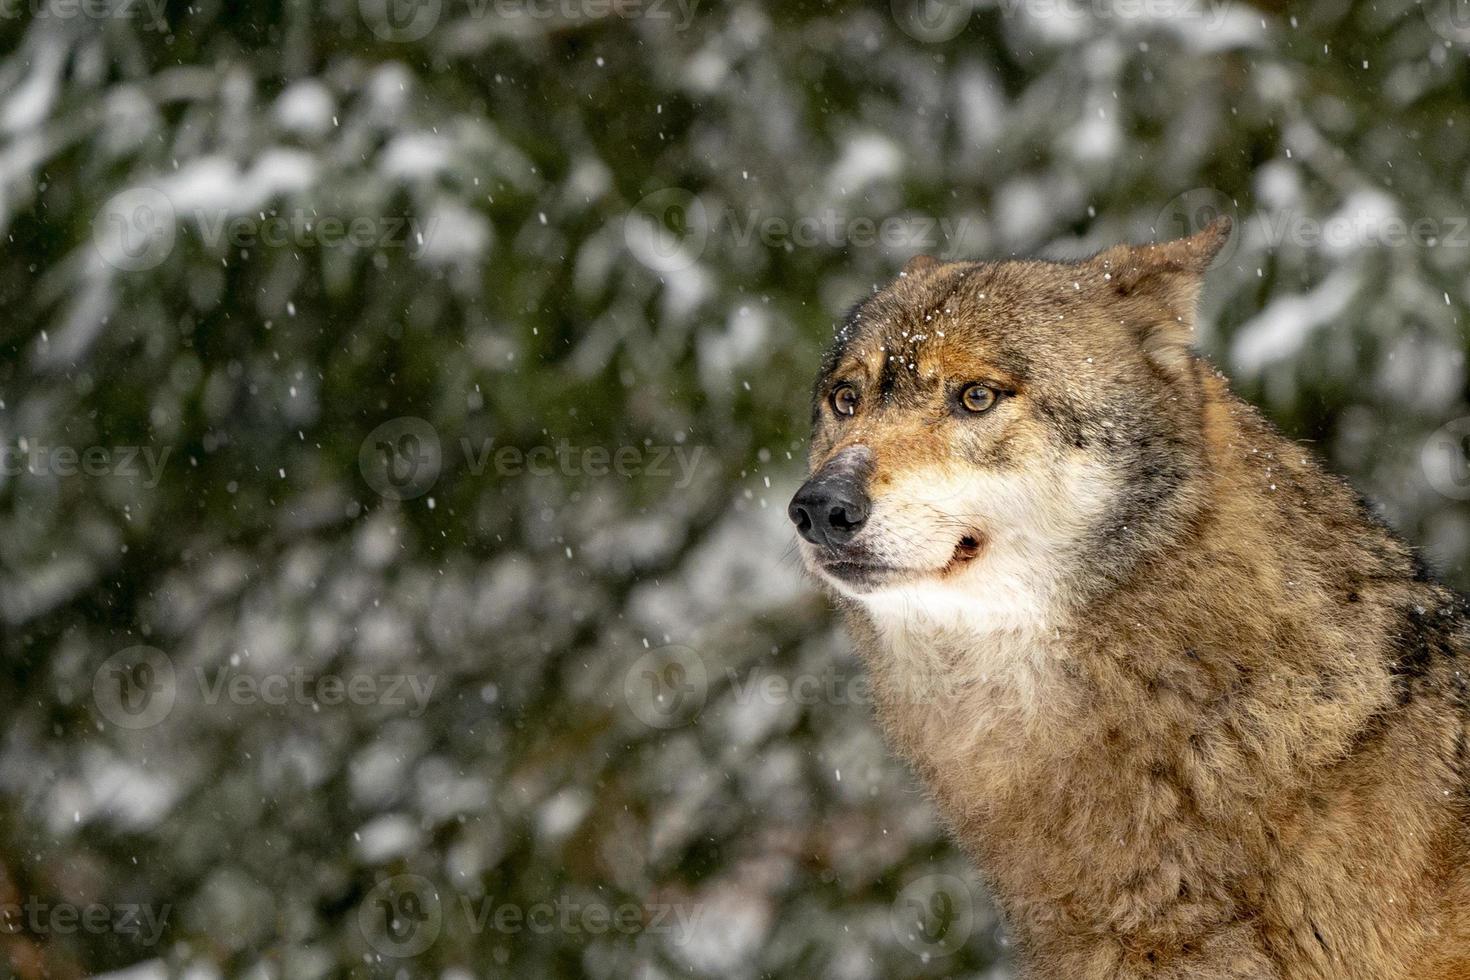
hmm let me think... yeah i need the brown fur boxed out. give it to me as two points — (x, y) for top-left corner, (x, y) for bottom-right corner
(796, 220), (1470, 978)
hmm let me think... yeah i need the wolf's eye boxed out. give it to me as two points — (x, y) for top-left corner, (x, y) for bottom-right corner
(830, 383), (860, 417)
(959, 384), (999, 414)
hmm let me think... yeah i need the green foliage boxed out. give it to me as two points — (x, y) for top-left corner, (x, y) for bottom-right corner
(1, 1), (1468, 977)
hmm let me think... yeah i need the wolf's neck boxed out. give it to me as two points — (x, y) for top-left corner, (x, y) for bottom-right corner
(847, 383), (1426, 935)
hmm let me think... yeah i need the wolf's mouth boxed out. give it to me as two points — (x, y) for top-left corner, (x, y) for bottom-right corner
(816, 533), (985, 590)
(818, 558), (904, 585)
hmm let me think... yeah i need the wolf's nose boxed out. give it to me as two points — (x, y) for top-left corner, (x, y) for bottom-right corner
(788, 477), (870, 549)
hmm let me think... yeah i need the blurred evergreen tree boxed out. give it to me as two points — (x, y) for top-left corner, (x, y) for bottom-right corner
(0, 0), (1467, 976)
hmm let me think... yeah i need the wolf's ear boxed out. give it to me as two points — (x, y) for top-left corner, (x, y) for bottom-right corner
(901, 254), (942, 277)
(1090, 216), (1232, 375)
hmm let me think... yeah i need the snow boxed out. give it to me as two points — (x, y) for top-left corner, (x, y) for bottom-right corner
(416, 201), (493, 264)
(8, 6), (1470, 980)
(1253, 159), (1302, 211)
(162, 150), (319, 216)
(827, 133), (904, 198)
(673, 883), (773, 974)
(354, 813), (423, 861)
(698, 304), (771, 391)
(1, 35), (63, 134)
(537, 787), (593, 843)
(1230, 267), (1358, 376)
(381, 133), (455, 180)
(273, 80), (336, 137)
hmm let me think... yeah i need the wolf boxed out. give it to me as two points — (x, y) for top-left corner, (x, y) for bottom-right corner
(789, 217), (1470, 979)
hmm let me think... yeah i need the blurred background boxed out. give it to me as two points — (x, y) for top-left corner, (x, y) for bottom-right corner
(3, 0), (1470, 977)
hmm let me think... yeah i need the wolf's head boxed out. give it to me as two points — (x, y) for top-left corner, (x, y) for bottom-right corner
(790, 219), (1232, 632)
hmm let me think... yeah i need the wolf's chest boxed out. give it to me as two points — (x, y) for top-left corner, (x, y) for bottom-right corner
(852, 610), (1079, 793)
(853, 611), (1268, 940)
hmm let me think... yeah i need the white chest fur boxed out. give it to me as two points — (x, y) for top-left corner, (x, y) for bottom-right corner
(849, 584), (1073, 767)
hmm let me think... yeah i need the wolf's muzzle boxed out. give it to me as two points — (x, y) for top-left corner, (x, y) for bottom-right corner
(789, 447), (872, 550)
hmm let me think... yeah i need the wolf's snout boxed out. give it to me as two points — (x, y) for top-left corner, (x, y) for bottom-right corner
(788, 474), (870, 549)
